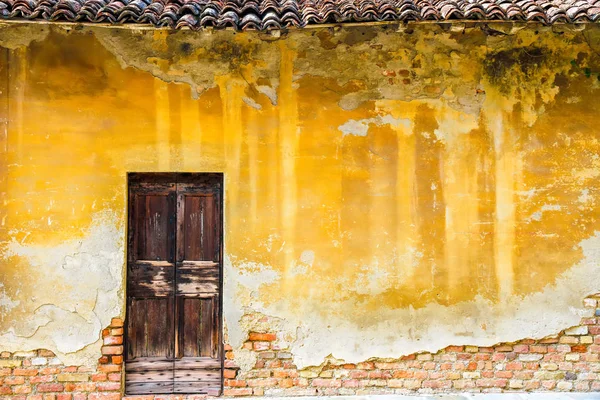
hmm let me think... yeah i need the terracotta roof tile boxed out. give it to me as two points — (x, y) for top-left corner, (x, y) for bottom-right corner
(1, 0), (599, 30)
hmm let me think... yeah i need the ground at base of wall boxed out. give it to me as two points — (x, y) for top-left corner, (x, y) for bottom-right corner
(123, 394), (600, 400)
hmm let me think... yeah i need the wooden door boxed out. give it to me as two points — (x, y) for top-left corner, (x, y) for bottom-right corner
(125, 173), (223, 395)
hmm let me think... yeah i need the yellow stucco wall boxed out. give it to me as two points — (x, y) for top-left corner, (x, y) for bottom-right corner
(1, 23), (600, 368)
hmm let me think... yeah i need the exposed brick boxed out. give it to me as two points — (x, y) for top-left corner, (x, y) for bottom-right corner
(37, 384), (64, 393)
(88, 394), (120, 400)
(223, 388), (253, 396)
(90, 374), (107, 382)
(571, 345), (588, 353)
(102, 336), (123, 346)
(109, 328), (123, 336)
(312, 379), (342, 388)
(30, 375), (55, 384)
(14, 369), (38, 376)
(225, 380), (247, 387)
(223, 369), (237, 379)
(96, 382), (120, 391)
(109, 318), (123, 328)
(248, 332), (277, 342)
(100, 346), (123, 356)
(110, 356), (122, 365)
(97, 365), (121, 373)
(5, 376), (26, 385)
(57, 374), (88, 382)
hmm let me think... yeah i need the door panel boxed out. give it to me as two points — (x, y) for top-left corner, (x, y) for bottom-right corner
(135, 192), (175, 262)
(126, 174), (222, 395)
(126, 298), (175, 358)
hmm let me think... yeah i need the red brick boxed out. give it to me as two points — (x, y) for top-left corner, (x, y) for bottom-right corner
(0, 368), (10, 376)
(110, 356), (123, 365)
(90, 374), (107, 382)
(57, 395), (72, 400)
(73, 394), (87, 400)
(223, 388), (253, 396)
(72, 383), (96, 392)
(0, 385), (11, 395)
(252, 342), (270, 351)
(110, 318), (123, 328)
(349, 370), (368, 379)
(13, 385), (33, 394)
(14, 369), (38, 376)
(39, 368), (60, 375)
(392, 370), (414, 378)
(100, 346), (123, 356)
(106, 373), (120, 382)
(109, 328), (123, 336)
(248, 332), (276, 342)
(356, 362), (374, 369)
(102, 336), (123, 346)
(5, 376), (25, 385)
(246, 378), (278, 387)
(279, 378), (293, 388)
(30, 375), (54, 383)
(97, 356), (109, 365)
(38, 350), (55, 358)
(422, 380), (451, 389)
(312, 379), (341, 388)
(88, 394), (120, 400)
(506, 362), (523, 371)
(223, 369), (237, 379)
(225, 380), (247, 387)
(572, 345), (588, 353)
(97, 365), (121, 373)
(530, 345), (548, 353)
(97, 382), (120, 391)
(513, 345), (529, 353)
(38, 384), (64, 393)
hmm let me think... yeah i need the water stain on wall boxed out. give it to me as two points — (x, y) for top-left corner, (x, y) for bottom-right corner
(0, 23), (599, 368)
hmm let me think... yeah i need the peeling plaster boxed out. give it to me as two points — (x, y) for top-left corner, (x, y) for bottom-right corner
(0, 212), (124, 366)
(227, 232), (600, 369)
(338, 115), (411, 137)
(1, 23), (600, 370)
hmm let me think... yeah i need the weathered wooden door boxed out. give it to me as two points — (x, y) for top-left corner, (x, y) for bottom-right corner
(125, 173), (223, 395)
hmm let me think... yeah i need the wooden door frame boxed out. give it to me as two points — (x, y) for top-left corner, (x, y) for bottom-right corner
(124, 172), (225, 395)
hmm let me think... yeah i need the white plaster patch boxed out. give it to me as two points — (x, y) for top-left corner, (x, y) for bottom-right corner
(578, 189), (592, 203)
(242, 96), (262, 110)
(0, 211), (124, 366)
(223, 255), (284, 356)
(527, 204), (562, 222)
(224, 231), (600, 370)
(257, 85), (278, 106)
(300, 250), (315, 266)
(338, 115), (411, 137)
(0, 284), (20, 318)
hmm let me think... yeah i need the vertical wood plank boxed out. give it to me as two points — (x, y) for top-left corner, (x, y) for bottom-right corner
(204, 196), (214, 262)
(181, 298), (201, 357)
(200, 298), (214, 357)
(127, 298), (147, 358)
(146, 298), (174, 358)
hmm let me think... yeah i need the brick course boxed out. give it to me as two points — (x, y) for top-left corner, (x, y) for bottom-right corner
(2, 295), (600, 399)
(0, 318), (123, 400)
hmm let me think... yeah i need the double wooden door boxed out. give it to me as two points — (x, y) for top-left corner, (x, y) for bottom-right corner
(125, 173), (223, 395)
